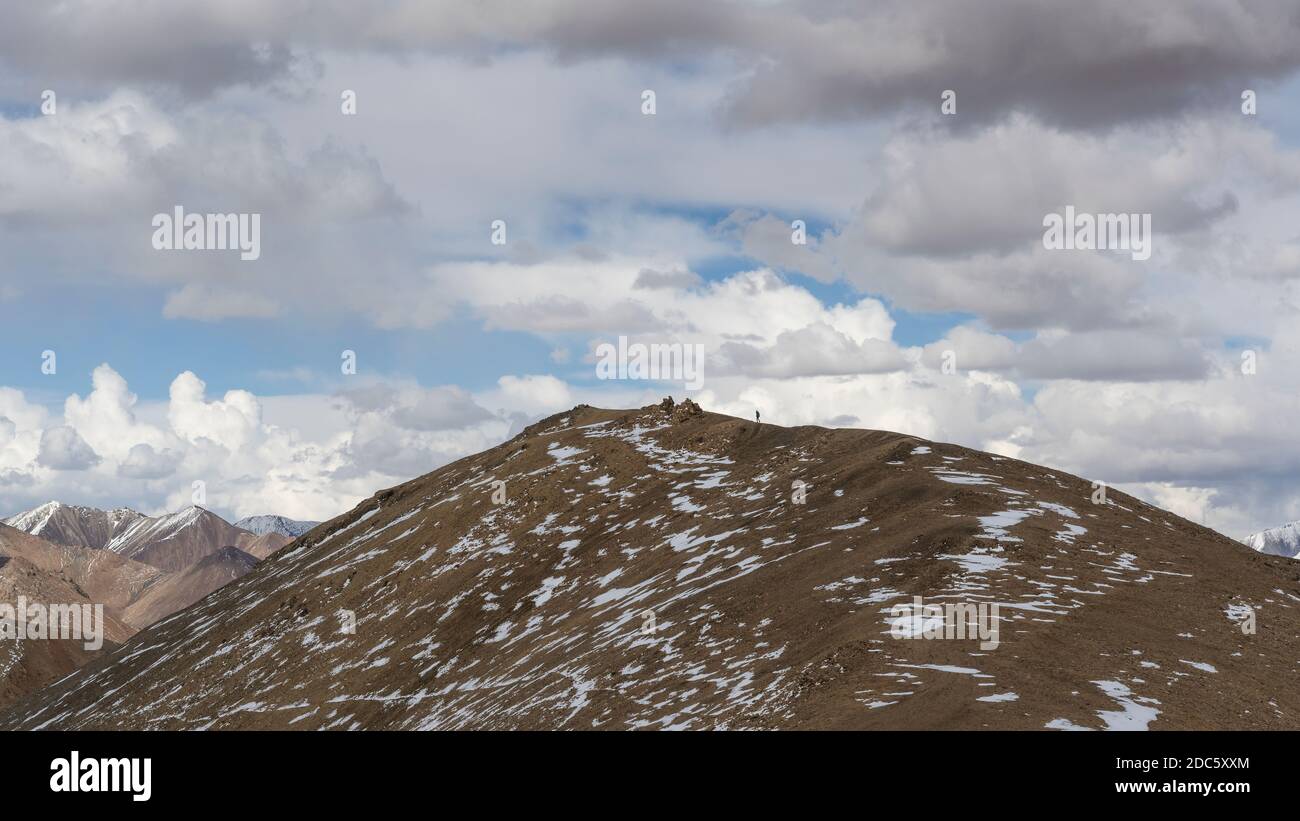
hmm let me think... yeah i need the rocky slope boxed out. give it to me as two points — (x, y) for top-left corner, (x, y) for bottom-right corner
(123, 546), (260, 629)
(0, 525), (140, 709)
(235, 531), (292, 560)
(4, 401), (1299, 730)
(0, 524), (164, 621)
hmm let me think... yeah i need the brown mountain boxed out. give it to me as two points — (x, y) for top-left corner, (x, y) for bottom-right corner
(4, 401), (1299, 730)
(0, 525), (140, 710)
(0, 520), (268, 708)
(4, 502), (291, 572)
(101, 506), (252, 572)
(3, 502), (144, 550)
(123, 547), (259, 629)
(235, 531), (292, 560)
(0, 524), (164, 621)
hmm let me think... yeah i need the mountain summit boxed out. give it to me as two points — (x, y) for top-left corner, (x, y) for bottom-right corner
(4, 402), (1298, 730)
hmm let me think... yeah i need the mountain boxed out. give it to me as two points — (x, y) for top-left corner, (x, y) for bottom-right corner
(4, 400), (1300, 730)
(100, 506), (251, 572)
(3, 502), (144, 550)
(1245, 522), (1300, 559)
(123, 547), (259, 629)
(0, 556), (118, 710)
(234, 515), (319, 538)
(5, 502), (303, 571)
(0, 523), (167, 615)
(0, 523), (143, 709)
(235, 531), (292, 560)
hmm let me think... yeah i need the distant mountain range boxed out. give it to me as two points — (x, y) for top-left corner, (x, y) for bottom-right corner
(3, 502), (144, 552)
(0, 501), (323, 709)
(3, 501), (316, 572)
(1245, 521), (1300, 559)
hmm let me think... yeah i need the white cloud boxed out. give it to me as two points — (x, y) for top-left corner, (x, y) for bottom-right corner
(162, 283), (281, 321)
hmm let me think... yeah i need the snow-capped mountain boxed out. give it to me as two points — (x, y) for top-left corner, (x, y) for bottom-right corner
(1245, 522), (1300, 558)
(2, 501), (144, 550)
(4, 502), (300, 572)
(101, 506), (251, 572)
(233, 514), (319, 538)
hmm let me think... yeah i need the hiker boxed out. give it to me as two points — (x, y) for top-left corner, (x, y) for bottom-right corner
(755, 410), (760, 424)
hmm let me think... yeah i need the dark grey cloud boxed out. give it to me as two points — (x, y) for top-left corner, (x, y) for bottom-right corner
(4, 1), (1297, 131)
(719, 0), (1300, 131)
(1017, 330), (1210, 381)
(923, 326), (1211, 382)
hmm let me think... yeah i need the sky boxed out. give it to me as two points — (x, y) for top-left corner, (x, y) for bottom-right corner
(2, 1), (1300, 538)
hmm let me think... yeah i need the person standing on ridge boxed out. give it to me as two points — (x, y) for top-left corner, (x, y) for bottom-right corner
(755, 410), (761, 424)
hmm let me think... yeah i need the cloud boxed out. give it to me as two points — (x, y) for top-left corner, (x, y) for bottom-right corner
(922, 326), (1210, 382)
(491, 375), (574, 417)
(337, 384), (494, 431)
(719, 322), (907, 378)
(722, 211), (839, 284)
(117, 443), (183, 480)
(37, 426), (101, 470)
(168, 371), (262, 452)
(1018, 331), (1209, 381)
(162, 283), (281, 321)
(5, 1), (1298, 133)
(633, 267), (703, 290)
(0, 91), (413, 325)
(852, 117), (1252, 259)
(717, 1), (1300, 131)
(922, 327), (1019, 372)
(63, 364), (169, 463)
(0, 366), (522, 521)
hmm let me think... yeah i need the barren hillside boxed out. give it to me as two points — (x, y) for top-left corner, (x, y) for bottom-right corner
(4, 401), (1298, 730)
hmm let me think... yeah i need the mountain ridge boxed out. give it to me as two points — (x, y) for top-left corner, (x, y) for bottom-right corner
(4, 502), (301, 571)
